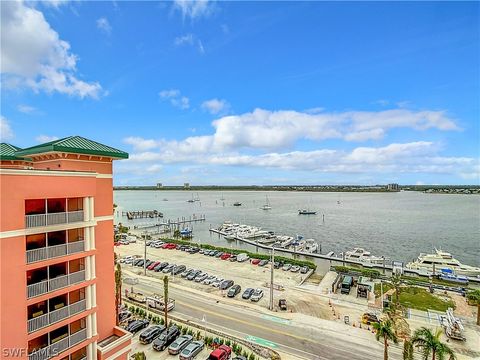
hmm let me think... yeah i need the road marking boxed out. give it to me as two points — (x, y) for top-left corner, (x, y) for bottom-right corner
(261, 314), (292, 325)
(245, 335), (277, 348)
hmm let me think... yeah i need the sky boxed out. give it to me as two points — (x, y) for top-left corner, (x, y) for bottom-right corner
(1, 0), (479, 186)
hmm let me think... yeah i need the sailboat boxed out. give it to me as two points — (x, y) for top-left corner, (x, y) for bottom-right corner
(220, 193), (225, 201)
(194, 193), (200, 202)
(187, 194), (194, 203)
(260, 195), (272, 210)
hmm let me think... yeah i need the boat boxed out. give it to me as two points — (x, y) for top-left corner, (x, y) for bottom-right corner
(342, 248), (387, 265)
(304, 239), (319, 253)
(233, 202), (242, 206)
(194, 193), (200, 202)
(298, 209), (316, 215)
(406, 249), (480, 277)
(180, 228), (193, 237)
(187, 194), (195, 203)
(260, 195), (272, 210)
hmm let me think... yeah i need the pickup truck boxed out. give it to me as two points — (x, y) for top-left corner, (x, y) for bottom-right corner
(146, 294), (175, 312)
(206, 345), (231, 360)
(126, 290), (146, 303)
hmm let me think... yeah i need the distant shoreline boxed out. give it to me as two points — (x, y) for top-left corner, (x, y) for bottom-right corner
(113, 185), (480, 194)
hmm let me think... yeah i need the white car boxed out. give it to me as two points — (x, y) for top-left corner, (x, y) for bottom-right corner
(250, 288), (264, 302)
(202, 275), (216, 285)
(154, 241), (164, 248)
(121, 256), (134, 263)
(237, 253), (250, 262)
(126, 236), (137, 243)
(211, 278), (224, 287)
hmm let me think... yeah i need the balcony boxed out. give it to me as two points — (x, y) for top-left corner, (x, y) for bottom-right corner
(28, 328), (88, 360)
(27, 271), (86, 299)
(28, 300), (87, 333)
(27, 241), (85, 264)
(25, 211), (85, 229)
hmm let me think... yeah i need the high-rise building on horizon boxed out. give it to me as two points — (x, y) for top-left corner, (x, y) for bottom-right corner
(0, 137), (132, 360)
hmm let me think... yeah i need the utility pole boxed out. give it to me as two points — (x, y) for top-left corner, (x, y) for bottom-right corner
(270, 247), (274, 311)
(143, 231), (147, 276)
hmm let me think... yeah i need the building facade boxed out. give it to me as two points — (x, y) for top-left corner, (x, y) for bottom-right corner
(0, 137), (132, 360)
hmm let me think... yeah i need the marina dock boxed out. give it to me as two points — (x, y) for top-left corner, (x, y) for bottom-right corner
(122, 210), (163, 220)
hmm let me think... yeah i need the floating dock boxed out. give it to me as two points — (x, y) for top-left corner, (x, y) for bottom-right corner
(122, 210), (163, 220)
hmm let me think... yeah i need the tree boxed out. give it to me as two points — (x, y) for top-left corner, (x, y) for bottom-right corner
(114, 262), (122, 325)
(390, 274), (402, 306)
(466, 289), (480, 326)
(411, 327), (456, 360)
(373, 319), (398, 360)
(163, 275), (169, 327)
(403, 340), (414, 360)
(133, 352), (146, 360)
(173, 229), (181, 239)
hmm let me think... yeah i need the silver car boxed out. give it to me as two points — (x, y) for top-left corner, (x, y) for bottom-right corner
(168, 335), (193, 355)
(179, 340), (204, 360)
(250, 288), (264, 302)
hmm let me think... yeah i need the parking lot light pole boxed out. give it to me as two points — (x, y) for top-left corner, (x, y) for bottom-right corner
(270, 247), (274, 311)
(144, 231), (147, 276)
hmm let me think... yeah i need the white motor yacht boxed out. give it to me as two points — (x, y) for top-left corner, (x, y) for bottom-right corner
(342, 248), (387, 265)
(406, 249), (480, 277)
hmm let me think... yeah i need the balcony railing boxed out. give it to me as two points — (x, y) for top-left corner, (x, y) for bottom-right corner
(28, 300), (87, 333)
(27, 270), (86, 298)
(25, 211), (85, 228)
(26, 241), (85, 264)
(28, 328), (88, 360)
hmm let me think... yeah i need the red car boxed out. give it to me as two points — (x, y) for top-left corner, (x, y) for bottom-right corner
(161, 243), (176, 249)
(220, 253), (232, 260)
(251, 259), (261, 265)
(147, 261), (160, 270)
(114, 242), (121, 246)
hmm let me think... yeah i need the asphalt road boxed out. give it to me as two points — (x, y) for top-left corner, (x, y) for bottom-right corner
(129, 276), (403, 360)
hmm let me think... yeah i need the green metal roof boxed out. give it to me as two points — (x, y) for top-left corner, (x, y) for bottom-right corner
(15, 136), (129, 159)
(0, 143), (29, 161)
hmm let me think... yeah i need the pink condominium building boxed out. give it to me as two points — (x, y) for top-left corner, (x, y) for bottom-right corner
(0, 137), (132, 360)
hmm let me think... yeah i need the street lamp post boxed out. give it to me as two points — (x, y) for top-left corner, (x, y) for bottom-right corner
(202, 314), (207, 339)
(143, 231), (147, 276)
(269, 247), (275, 311)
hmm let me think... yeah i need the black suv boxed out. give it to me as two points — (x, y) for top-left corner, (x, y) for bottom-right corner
(139, 325), (165, 344)
(220, 280), (234, 290)
(242, 288), (254, 299)
(125, 319), (149, 334)
(152, 325), (180, 351)
(227, 284), (241, 298)
(172, 265), (186, 275)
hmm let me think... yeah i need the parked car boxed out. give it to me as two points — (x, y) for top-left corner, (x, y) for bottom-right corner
(278, 299), (287, 311)
(118, 310), (131, 322)
(187, 270), (201, 280)
(162, 243), (176, 249)
(154, 241), (164, 248)
(190, 247), (200, 254)
(215, 252), (224, 258)
(300, 266), (309, 274)
(220, 280), (234, 290)
(179, 340), (204, 360)
(148, 261), (161, 270)
(181, 269), (194, 278)
(220, 253), (232, 260)
(203, 275), (217, 285)
(125, 319), (149, 334)
(209, 251), (218, 257)
(173, 265), (186, 275)
(120, 255), (134, 263)
(194, 273), (208, 283)
(236, 253), (249, 262)
(154, 263), (164, 272)
(212, 278), (224, 287)
(242, 288), (254, 300)
(274, 262), (281, 269)
(145, 260), (154, 267)
(133, 259), (143, 266)
(250, 288), (264, 302)
(282, 263), (292, 271)
(228, 255), (237, 262)
(258, 260), (269, 267)
(168, 334), (193, 355)
(290, 265), (300, 273)
(152, 325), (180, 351)
(139, 325), (165, 344)
(207, 345), (232, 360)
(162, 264), (175, 273)
(227, 284), (241, 298)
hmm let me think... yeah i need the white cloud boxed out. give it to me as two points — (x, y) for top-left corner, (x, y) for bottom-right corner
(0, 116), (14, 141)
(174, 34), (194, 46)
(201, 98), (229, 115)
(36, 135), (59, 143)
(17, 104), (37, 114)
(198, 39), (205, 54)
(96, 17), (112, 35)
(1, 1), (102, 98)
(159, 89), (190, 109)
(40, 0), (70, 8)
(124, 137), (160, 151)
(173, 0), (214, 20)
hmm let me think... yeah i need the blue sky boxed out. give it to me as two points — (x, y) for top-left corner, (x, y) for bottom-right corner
(1, 0), (479, 185)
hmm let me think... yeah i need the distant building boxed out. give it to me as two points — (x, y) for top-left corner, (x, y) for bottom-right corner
(387, 183), (400, 191)
(156, 183), (163, 188)
(184, 182), (190, 189)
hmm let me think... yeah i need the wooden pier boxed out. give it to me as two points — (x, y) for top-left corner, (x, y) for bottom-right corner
(122, 210), (163, 220)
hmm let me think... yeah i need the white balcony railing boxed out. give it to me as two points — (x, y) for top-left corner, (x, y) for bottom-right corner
(26, 241), (85, 264)
(28, 328), (88, 360)
(27, 270), (86, 298)
(25, 211), (84, 228)
(28, 299), (87, 333)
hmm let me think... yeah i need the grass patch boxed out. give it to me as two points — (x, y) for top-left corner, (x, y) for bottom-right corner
(374, 284), (455, 312)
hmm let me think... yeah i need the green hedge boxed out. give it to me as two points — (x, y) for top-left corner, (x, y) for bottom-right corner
(333, 265), (380, 278)
(161, 238), (317, 270)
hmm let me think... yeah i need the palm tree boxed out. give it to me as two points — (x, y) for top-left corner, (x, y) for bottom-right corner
(163, 275), (169, 327)
(403, 340), (414, 360)
(466, 289), (480, 326)
(390, 274), (402, 306)
(114, 262), (122, 325)
(373, 319), (398, 360)
(411, 327), (456, 360)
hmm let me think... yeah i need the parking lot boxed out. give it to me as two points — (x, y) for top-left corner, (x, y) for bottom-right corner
(116, 241), (308, 310)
